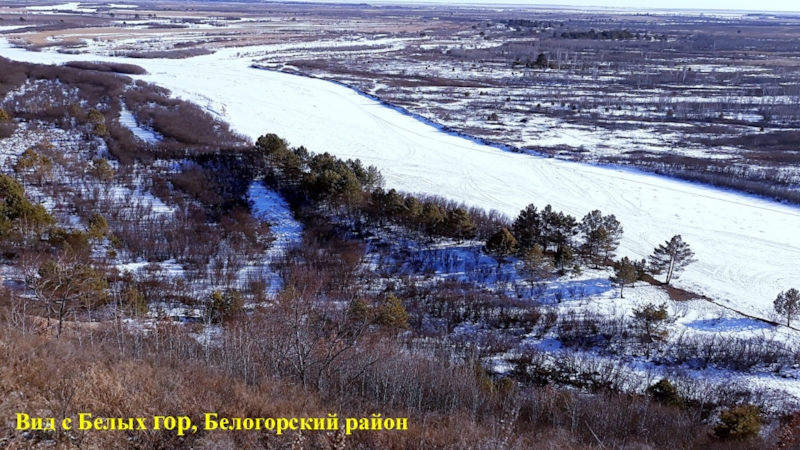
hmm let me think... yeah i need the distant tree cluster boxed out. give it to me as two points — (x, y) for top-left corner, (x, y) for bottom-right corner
(506, 19), (555, 29)
(560, 29), (635, 40)
(478, 204), (623, 277)
(479, 201), (697, 297)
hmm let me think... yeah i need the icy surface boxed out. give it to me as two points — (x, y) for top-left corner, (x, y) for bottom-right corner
(1, 39), (799, 320)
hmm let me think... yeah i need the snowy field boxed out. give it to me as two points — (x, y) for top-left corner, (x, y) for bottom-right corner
(1, 39), (799, 321)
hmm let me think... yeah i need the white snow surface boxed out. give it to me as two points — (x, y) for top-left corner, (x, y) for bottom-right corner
(249, 181), (302, 256)
(118, 105), (161, 143)
(247, 181), (303, 294)
(26, 3), (96, 13)
(0, 26), (29, 33)
(1, 40), (799, 319)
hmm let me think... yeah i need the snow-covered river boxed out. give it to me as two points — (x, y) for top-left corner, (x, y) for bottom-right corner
(2, 40), (799, 318)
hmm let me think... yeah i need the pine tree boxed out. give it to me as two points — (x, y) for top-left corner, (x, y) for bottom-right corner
(376, 293), (408, 330)
(420, 201), (444, 238)
(648, 235), (696, 285)
(403, 196), (422, 225)
(522, 244), (552, 281)
(383, 189), (406, 219)
(632, 302), (670, 345)
(483, 228), (518, 267)
(255, 133), (288, 160)
(646, 379), (683, 407)
(610, 256), (637, 298)
(541, 205), (577, 250)
(774, 288), (800, 327)
(121, 286), (147, 316)
(207, 289), (243, 324)
(554, 244), (574, 274)
(0, 173), (55, 239)
(714, 405), (761, 440)
(346, 297), (371, 324)
(87, 213), (109, 240)
(89, 157), (115, 182)
(444, 208), (476, 242)
(27, 258), (108, 337)
(512, 204), (542, 251)
(13, 148), (52, 187)
(534, 52), (548, 68)
(580, 210), (623, 266)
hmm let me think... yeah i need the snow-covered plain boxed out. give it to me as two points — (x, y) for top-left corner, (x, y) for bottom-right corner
(26, 2), (96, 13)
(1, 39), (799, 320)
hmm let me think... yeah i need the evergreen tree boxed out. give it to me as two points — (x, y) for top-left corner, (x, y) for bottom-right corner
(522, 244), (552, 281)
(610, 256), (638, 298)
(420, 201), (444, 238)
(774, 288), (800, 327)
(383, 189), (406, 219)
(512, 203), (542, 251)
(14, 148), (53, 186)
(0, 173), (55, 239)
(121, 286), (147, 316)
(27, 258), (108, 337)
(580, 210), (623, 265)
(207, 289), (243, 324)
(483, 228), (518, 267)
(87, 213), (109, 240)
(87, 109), (107, 136)
(541, 205), (577, 250)
(376, 293), (409, 330)
(444, 208), (476, 242)
(632, 258), (648, 281)
(632, 302), (670, 345)
(348, 159), (383, 192)
(255, 133), (288, 160)
(714, 405), (761, 441)
(347, 297), (372, 324)
(554, 244), (574, 274)
(89, 157), (115, 181)
(403, 196), (423, 225)
(648, 235), (696, 285)
(646, 379), (683, 407)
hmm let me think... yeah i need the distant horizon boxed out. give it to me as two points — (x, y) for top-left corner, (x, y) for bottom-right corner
(265, 0), (800, 13)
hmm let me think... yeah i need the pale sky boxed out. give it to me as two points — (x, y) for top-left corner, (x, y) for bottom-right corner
(325, 0), (800, 13)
